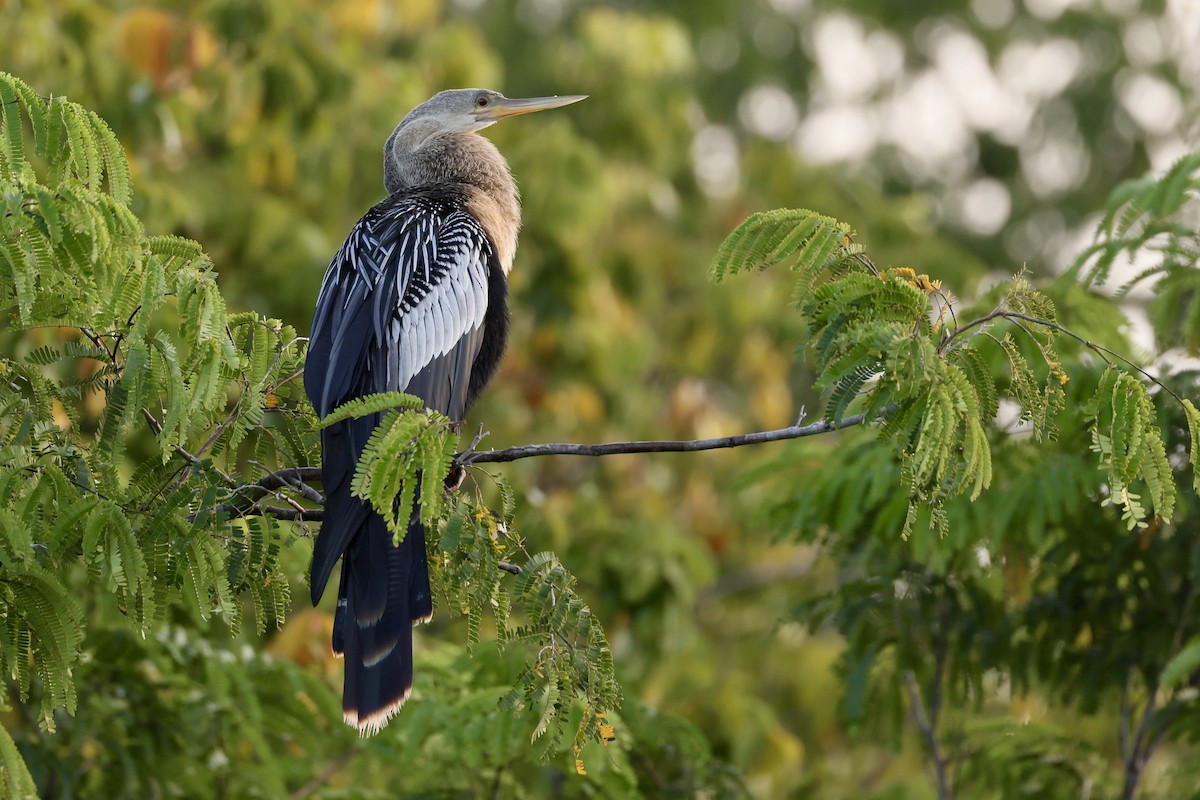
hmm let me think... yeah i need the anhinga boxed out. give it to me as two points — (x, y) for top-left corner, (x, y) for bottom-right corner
(304, 89), (585, 735)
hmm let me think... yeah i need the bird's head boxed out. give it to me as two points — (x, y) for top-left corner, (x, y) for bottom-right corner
(399, 89), (587, 135)
(384, 89), (585, 194)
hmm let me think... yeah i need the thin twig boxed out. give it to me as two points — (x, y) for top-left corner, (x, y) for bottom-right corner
(266, 365), (306, 396)
(190, 502), (322, 523)
(465, 423), (489, 453)
(187, 464), (324, 523)
(77, 327), (111, 360)
(142, 408), (239, 489)
(940, 310), (1181, 404)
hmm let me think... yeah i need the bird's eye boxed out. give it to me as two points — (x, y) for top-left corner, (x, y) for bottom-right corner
(476, 96), (490, 108)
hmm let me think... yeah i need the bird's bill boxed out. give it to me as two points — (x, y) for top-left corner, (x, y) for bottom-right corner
(476, 94), (588, 121)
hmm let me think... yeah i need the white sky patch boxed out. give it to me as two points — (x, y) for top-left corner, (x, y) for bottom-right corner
(794, 105), (878, 164)
(650, 180), (681, 218)
(882, 71), (975, 174)
(1123, 16), (1167, 67)
(739, 84), (800, 140)
(692, 124), (741, 198)
(868, 30), (907, 83)
(998, 37), (1083, 101)
(1118, 71), (1183, 135)
(956, 178), (1013, 235)
(932, 29), (1034, 142)
(810, 13), (884, 100)
(1167, 0), (1200, 72)
(1051, 212), (1104, 277)
(1021, 132), (1091, 197)
(1004, 208), (1066, 264)
(1147, 137), (1191, 172)
(995, 399), (1027, 433)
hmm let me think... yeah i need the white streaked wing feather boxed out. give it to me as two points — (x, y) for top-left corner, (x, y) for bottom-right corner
(312, 194), (493, 406)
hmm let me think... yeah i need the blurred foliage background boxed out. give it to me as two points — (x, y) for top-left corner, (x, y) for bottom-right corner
(3, 0), (1199, 796)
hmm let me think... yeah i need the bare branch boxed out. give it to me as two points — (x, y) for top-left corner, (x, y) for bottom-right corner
(209, 413), (872, 522)
(247, 460), (324, 504)
(905, 669), (952, 800)
(195, 503), (323, 523)
(188, 465), (324, 523)
(458, 412), (871, 466)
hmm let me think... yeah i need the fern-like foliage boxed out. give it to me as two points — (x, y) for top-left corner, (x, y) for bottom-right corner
(316, 391), (426, 429)
(1067, 152), (1200, 353)
(712, 206), (1198, 538)
(349, 407), (456, 540)
(2, 71), (623, 777)
(432, 484), (621, 766)
(0, 721), (37, 799)
(502, 549), (621, 763)
(710, 208), (852, 285)
(1086, 369), (1175, 529)
(0, 71), (311, 738)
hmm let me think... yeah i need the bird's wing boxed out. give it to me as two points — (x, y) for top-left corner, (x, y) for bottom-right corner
(305, 192), (495, 610)
(304, 192), (494, 419)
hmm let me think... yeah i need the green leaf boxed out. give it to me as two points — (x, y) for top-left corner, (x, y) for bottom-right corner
(710, 208), (852, 283)
(1184, 399), (1200, 494)
(317, 391), (426, 428)
(0, 721), (37, 800)
(1161, 637), (1200, 688)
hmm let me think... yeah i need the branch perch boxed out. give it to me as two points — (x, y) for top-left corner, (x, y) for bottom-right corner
(457, 411), (870, 465)
(195, 413), (871, 522)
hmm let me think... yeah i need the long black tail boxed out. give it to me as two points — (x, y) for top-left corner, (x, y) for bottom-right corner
(311, 415), (433, 735)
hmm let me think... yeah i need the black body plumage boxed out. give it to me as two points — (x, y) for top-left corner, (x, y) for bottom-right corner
(304, 87), (582, 736)
(305, 187), (508, 735)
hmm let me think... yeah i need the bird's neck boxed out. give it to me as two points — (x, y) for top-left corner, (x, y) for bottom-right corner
(384, 129), (522, 272)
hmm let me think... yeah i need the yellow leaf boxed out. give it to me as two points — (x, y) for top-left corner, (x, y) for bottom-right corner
(575, 758), (587, 776)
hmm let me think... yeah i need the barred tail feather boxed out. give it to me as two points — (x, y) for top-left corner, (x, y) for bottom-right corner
(332, 507), (432, 736)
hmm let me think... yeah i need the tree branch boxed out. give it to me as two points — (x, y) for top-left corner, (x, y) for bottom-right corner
(905, 668), (952, 800)
(458, 411), (870, 466)
(202, 413), (872, 522)
(1123, 683), (1159, 800)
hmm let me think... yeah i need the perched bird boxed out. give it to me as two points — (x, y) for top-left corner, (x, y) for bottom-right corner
(304, 89), (586, 735)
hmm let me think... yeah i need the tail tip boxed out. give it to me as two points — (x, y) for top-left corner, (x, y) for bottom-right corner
(343, 687), (413, 737)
